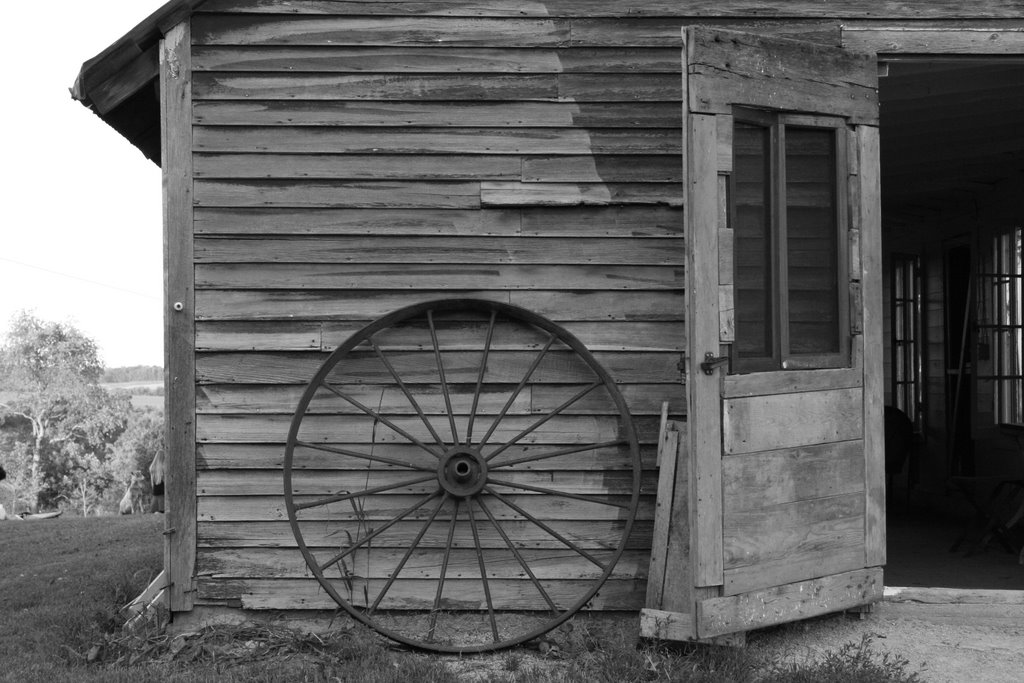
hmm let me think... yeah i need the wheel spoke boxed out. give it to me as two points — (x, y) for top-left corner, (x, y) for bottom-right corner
(296, 440), (434, 472)
(489, 440), (628, 470)
(466, 502), (499, 642)
(294, 474), (437, 512)
(319, 381), (443, 458)
(368, 493), (450, 615)
(465, 309), (497, 446)
(484, 487), (607, 571)
(428, 498), (460, 642)
(485, 382), (602, 462)
(427, 310), (460, 446)
(487, 477), (630, 509)
(476, 496), (559, 613)
(477, 334), (557, 449)
(317, 489), (443, 573)
(370, 339), (447, 448)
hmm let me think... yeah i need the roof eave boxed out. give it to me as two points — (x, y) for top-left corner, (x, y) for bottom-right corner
(71, 0), (210, 164)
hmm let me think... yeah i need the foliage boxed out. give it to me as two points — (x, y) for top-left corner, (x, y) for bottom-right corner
(760, 633), (923, 683)
(0, 312), (159, 514)
(109, 409), (165, 487)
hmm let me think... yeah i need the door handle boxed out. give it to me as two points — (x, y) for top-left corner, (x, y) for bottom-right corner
(700, 352), (729, 375)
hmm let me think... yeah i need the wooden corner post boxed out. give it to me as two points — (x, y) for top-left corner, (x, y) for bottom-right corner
(161, 20), (196, 613)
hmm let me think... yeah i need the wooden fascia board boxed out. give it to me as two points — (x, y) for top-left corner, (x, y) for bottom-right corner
(72, 0), (209, 109)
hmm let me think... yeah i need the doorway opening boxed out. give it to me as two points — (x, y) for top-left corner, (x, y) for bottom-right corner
(879, 59), (1024, 590)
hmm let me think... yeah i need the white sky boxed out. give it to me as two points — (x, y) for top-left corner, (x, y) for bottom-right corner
(1, 1), (171, 368)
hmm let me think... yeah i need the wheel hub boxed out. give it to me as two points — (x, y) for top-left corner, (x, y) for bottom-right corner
(437, 446), (489, 497)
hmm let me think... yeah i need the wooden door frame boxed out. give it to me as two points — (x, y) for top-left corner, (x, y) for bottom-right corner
(844, 26), (1024, 598)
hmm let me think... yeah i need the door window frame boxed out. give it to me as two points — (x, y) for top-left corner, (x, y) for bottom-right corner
(729, 108), (852, 374)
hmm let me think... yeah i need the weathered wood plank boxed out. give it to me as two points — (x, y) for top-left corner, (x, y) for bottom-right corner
(194, 382), (681, 416)
(723, 546), (865, 596)
(722, 344), (864, 398)
(194, 350), (682, 384)
(193, 72), (558, 100)
(192, 100), (683, 127)
(193, 236), (684, 264)
(858, 125), (886, 569)
(196, 321), (323, 351)
(685, 27), (878, 124)
(194, 180), (481, 208)
(192, 15), (572, 47)
(723, 493), (865, 570)
(197, 547), (649, 580)
(196, 263), (683, 290)
(192, 205), (683, 236)
(198, 468), (655, 496)
(685, 113), (724, 588)
(194, 72), (680, 102)
(194, 207), (510, 235)
(195, 290), (686, 322)
(199, 440), (656, 470)
(843, 27), (1024, 54)
(91, 44), (159, 115)
(696, 568), (883, 639)
(722, 440), (865, 511)
(197, 492), (655, 522)
(481, 182), (682, 207)
(645, 419), (681, 609)
(519, 206), (684, 236)
(193, 126), (682, 155)
(192, 45), (682, 73)
(723, 388), (864, 455)
(193, 153), (523, 180)
(558, 74), (682, 101)
(195, 320), (685, 352)
(522, 156), (682, 183)
(198, 577), (645, 611)
(197, 520), (654, 549)
(197, 1), (1024, 19)
(571, 19), (840, 47)
(161, 21), (196, 614)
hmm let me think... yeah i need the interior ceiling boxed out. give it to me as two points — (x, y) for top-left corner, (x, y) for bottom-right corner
(879, 61), (1024, 225)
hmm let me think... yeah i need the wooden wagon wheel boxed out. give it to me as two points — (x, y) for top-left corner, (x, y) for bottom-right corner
(284, 299), (641, 653)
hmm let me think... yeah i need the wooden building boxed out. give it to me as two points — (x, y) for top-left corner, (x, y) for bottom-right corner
(75, 1), (1024, 649)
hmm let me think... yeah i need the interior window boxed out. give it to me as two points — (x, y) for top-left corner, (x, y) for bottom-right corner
(891, 253), (923, 429)
(978, 226), (1024, 426)
(732, 112), (849, 373)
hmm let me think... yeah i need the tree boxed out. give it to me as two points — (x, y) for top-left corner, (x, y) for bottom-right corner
(0, 311), (129, 511)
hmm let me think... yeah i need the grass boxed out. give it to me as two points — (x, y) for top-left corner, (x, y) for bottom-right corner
(0, 516), (924, 682)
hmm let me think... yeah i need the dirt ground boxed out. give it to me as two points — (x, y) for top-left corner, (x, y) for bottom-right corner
(440, 598), (1024, 682)
(749, 599), (1024, 683)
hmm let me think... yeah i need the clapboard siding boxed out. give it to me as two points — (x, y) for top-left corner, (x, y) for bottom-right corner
(195, 0), (1024, 19)
(192, 46), (682, 73)
(192, 101), (683, 127)
(193, 290), (686, 321)
(189, 3), (680, 615)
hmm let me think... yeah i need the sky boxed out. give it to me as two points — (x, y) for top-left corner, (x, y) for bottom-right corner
(1, 1), (171, 368)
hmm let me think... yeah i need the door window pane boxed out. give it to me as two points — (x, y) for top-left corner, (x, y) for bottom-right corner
(734, 123), (773, 362)
(731, 112), (848, 373)
(786, 127), (840, 355)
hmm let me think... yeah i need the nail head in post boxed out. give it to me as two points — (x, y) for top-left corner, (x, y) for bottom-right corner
(173, 302), (185, 312)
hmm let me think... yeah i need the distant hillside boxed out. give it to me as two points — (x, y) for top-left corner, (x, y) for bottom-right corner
(101, 365), (163, 383)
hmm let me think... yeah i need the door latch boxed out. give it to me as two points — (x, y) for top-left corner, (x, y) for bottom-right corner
(700, 352), (730, 375)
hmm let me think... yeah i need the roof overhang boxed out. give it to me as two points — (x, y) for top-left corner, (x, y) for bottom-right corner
(71, 0), (209, 164)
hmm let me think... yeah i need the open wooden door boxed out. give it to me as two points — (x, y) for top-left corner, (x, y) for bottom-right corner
(643, 27), (884, 641)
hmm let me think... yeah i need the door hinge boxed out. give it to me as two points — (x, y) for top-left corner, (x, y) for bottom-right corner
(700, 352), (730, 375)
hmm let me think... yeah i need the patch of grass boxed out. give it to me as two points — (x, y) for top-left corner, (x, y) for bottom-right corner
(0, 518), (924, 683)
(761, 633), (923, 683)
